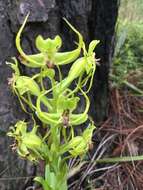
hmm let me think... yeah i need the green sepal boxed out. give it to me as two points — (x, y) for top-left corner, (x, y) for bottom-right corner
(83, 122), (96, 142)
(88, 40), (100, 56)
(6, 57), (20, 76)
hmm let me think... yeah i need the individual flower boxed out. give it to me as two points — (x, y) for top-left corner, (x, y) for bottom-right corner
(7, 121), (47, 162)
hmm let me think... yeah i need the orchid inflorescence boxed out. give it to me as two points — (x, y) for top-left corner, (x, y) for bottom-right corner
(7, 13), (99, 190)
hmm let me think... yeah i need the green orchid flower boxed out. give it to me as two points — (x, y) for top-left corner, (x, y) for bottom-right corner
(7, 121), (48, 162)
(16, 14), (83, 68)
(61, 122), (96, 157)
(54, 40), (100, 95)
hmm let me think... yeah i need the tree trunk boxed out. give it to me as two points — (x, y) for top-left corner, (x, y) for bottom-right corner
(0, 0), (119, 189)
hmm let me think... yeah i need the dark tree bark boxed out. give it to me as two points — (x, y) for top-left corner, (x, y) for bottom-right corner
(0, 0), (119, 189)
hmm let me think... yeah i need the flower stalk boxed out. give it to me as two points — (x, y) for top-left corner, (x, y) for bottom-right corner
(7, 14), (99, 190)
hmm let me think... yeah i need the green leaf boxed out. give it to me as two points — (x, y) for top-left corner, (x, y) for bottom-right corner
(49, 172), (56, 189)
(45, 164), (50, 181)
(34, 176), (51, 190)
(44, 164), (57, 189)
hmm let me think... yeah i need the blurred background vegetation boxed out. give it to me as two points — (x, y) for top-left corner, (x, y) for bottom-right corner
(119, 0), (143, 22)
(111, 0), (143, 92)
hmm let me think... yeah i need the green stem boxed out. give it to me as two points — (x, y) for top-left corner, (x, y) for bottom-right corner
(69, 155), (143, 179)
(41, 96), (53, 112)
(123, 80), (143, 94)
(110, 74), (143, 94)
(96, 155), (143, 163)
